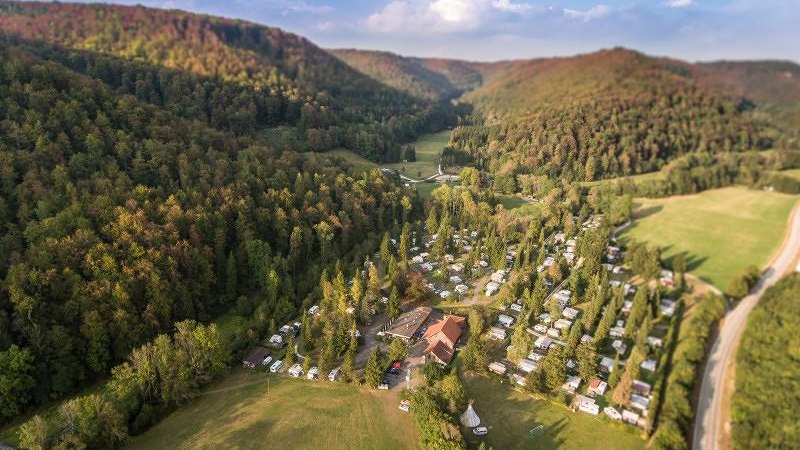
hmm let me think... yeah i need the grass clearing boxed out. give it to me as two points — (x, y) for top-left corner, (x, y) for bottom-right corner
(124, 370), (417, 450)
(779, 168), (800, 180)
(580, 171), (664, 188)
(385, 130), (451, 179)
(620, 186), (797, 289)
(325, 148), (380, 170)
(496, 194), (542, 217)
(461, 374), (644, 450)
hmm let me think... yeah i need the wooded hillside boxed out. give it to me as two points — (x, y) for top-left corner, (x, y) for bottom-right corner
(448, 49), (774, 185)
(0, 1), (457, 162)
(0, 39), (414, 422)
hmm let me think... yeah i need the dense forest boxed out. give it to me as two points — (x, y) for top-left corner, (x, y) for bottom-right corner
(331, 49), (483, 101)
(0, 1), (461, 162)
(447, 50), (777, 187)
(0, 39), (418, 424)
(731, 274), (800, 449)
(700, 60), (800, 149)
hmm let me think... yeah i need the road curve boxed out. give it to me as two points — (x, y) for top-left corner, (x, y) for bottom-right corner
(693, 200), (800, 450)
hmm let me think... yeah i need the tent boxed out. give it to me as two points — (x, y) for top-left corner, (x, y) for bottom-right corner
(460, 401), (481, 428)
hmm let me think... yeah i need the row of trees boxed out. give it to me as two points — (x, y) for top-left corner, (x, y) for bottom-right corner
(649, 293), (725, 450)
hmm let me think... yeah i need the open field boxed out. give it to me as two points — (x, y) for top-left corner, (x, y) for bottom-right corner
(580, 171), (664, 188)
(461, 374), (644, 450)
(620, 186), (797, 289)
(779, 168), (800, 180)
(496, 194), (542, 216)
(326, 148), (379, 169)
(385, 130), (451, 179)
(124, 370), (417, 450)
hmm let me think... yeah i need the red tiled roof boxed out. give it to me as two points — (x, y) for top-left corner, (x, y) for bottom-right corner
(425, 340), (455, 365)
(589, 378), (602, 389)
(422, 315), (464, 347)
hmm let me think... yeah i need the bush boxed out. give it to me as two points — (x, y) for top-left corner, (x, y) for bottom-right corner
(725, 265), (760, 299)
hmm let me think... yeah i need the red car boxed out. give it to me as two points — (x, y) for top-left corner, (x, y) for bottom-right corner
(392, 361), (402, 369)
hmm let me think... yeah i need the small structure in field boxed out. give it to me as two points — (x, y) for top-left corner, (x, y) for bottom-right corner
(460, 401), (481, 428)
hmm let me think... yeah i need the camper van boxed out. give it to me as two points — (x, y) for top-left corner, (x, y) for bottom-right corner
(269, 359), (283, 373)
(328, 367), (341, 382)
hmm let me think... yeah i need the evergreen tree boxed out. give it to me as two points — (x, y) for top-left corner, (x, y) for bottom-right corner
(365, 348), (384, 388)
(284, 333), (296, 367)
(387, 286), (401, 319)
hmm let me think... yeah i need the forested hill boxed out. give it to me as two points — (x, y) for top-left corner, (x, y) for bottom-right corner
(447, 48), (775, 185)
(0, 1), (457, 162)
(0, 26), (416, 426)
(331, 48), (483, 100)
(699, 60), (800, 148)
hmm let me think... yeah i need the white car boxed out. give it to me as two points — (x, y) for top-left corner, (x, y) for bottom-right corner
(399, 404), (410, 412)
(473, 426), (488, 436)
(378, 383), (389, 390)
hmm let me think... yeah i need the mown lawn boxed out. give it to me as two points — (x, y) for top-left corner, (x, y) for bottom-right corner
(124, 370), (417, 450)
(385, 130), (451, 179)
(461, 374), (644, 450)
(620, 186), (797, 289)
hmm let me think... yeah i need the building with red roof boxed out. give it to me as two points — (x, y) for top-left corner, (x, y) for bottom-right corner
(422, 314), (464, 365)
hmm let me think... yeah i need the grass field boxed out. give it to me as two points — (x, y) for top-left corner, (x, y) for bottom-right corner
(326, 148), (380, 170)
(124, 370), (417, 450)
(496, 194), (542, 216)
(580, 171), (664, 188)
(780, 168), (800, 180)
(461, 374), (644, 450)
(385, 130), (451, 179)
(620, 186), (797, 289)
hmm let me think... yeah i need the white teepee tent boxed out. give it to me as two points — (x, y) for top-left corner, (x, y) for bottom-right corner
(460, 400), (481, 428)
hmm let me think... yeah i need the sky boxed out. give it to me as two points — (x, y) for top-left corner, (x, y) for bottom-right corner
(61, 0), (799, 62)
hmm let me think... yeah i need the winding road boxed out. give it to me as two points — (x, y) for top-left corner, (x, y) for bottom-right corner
(693, 201), (800, 450)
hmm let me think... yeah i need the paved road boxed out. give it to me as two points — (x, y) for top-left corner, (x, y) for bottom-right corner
(693, 201), (800, 450)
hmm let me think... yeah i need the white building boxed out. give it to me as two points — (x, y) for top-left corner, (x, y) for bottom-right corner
(498, 314), (515, 328)
(485, 281), (501, 296)
(519, 358), (538, 373)
(490, 326), (507, 340)
(288, 363), (304, 378)
(562, 307), (580, 320)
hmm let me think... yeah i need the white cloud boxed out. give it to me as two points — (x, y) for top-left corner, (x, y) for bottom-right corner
(563, 4), (610, 22)
(280, 1), (332, 15)
(365, 0), (533, 34)
(666, 0), (693, 8)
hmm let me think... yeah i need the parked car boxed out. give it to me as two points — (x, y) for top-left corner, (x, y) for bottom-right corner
(391, 361), (402, 369)
(399, 404), (410, 412)
(388, 368), (400, 376)
(473, 427), (488, 436)
(378, 383), (389, 390)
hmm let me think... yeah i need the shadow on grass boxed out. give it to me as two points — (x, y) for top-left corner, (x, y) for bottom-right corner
(660, 249), (709, 273)
(632, 204), (664, 220)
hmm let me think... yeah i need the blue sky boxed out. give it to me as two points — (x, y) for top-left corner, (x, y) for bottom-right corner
(67, 0), (798, 62)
